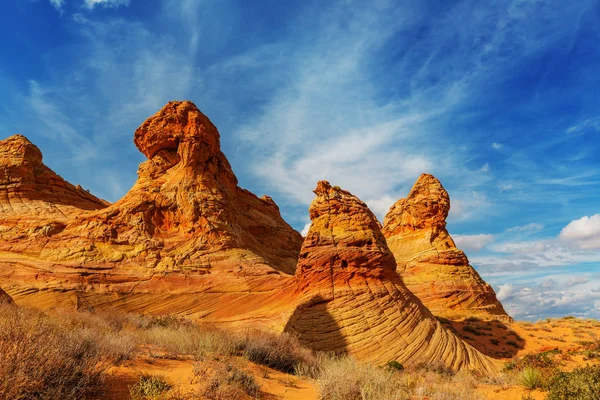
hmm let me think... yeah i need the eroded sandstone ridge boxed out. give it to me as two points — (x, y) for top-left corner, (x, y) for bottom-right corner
(0, 134), (108, 218)
(382, 173), (511, 322)
(284, 181), (497, 372)
(0, 101), (302, 312)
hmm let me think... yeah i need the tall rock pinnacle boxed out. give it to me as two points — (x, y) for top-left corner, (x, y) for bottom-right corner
(382, 173), (511, 322)
(285, 181), (498, 372)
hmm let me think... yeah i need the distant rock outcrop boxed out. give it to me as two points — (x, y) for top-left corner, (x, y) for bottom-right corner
(0, 101), (303, 312)
(382, 173), (511, 322)
(284, 181), (498, 372)
(0, 134), (108, 218)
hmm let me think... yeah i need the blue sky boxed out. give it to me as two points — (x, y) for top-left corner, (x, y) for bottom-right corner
(1, 0), (600, 320)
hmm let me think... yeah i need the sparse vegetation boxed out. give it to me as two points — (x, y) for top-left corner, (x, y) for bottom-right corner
(199, 363), (261, 399)
(129, 374), (171, 399)
(462, 325), (482, 336)
(0, 303), (136, 399)
(518, 367), (541, 390)
(546, 365), (600, 400)
(3, 303), (600, 400)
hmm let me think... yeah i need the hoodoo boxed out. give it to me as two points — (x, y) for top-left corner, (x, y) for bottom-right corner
(382, 173), (511, 322)
(284, 181), (498, 372)
(0, 101), (303, 312)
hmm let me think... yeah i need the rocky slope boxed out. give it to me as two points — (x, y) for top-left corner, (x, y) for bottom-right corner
(0, 287), (12, 304)
(382, 173), (511, 322)
(0, 101), (303, 314)
(284, 181), (498, 372)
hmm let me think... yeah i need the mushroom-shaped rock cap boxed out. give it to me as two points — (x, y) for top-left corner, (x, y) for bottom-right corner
(0, 134), (43, 166)
(134, 101), (221, 169)
(383, 173), (450, 234)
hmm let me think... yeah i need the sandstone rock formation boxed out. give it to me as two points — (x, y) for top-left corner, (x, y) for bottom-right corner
(284, 181), (498, 372)
(0, 287), (13, 305)
(0, 101), (303, 315)
(382, 173), (511, 322)
(0, 134), (108, 218)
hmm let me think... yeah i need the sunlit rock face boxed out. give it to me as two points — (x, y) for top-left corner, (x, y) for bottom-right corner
(0, 101), (303, 314)
(382, 173), (512, 322)
(285, 181), (498, 372)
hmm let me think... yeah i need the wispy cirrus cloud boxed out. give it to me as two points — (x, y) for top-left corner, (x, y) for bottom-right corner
(49, 0), (65, 12)
(83, 0), (130, 9)
(506, 223), (544, 233)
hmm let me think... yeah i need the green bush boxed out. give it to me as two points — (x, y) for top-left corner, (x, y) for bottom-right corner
(518, 367), (541, 390)
(546, 365), (600, 400)
(129, 374), (171, 399)
(462, 325), (481, 336)
(385, 361), (404, 372)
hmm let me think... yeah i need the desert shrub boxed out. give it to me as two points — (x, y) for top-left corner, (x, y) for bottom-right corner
(518, 367), (541, 390)
(242, 331), (317, 375)
(0, 304), (106, 399)
(462, 325), (481, 336)
(507, 340), (518, 347)
(129, 374), (171, 399)
(410, 361), (455, 377)
(546, 365), (600, 400)
(490, 339), (500, 345)
(202, 364), (260, 400)
(315, 356), (410, 400)
(385, 360), (404, 372)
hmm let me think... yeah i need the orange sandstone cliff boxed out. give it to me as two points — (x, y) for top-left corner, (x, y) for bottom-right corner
(0, 101), (303, 314)
(382, 173), (511, 322)
(284, 181), (498, 372)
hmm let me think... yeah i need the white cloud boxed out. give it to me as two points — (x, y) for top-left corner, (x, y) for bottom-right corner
(540, 279), (556, 288)
(49, 0), (65, 12)
(448, 191), (490, 221)
(559, 214), (600, 250)
(506, 223), (544, 233)
(566, 117), (600, 134)
(453, 234), (494, 253)
(496, 284), (513, 301)
(492, 142), (503, 149)
(499, 183), (513, 191)
(300, 223), (311, 237)
(366, 195), (398, 222)
(480, 163), (490, 172)
(27, 80), (98, 161)
(84, 0), (130, 9)
(566, 277), (590, 287)
(496, 280), (600, 320)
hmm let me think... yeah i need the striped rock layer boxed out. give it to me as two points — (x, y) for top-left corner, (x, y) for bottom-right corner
(284, 181), (498, 372)
(382, 173), (511, 322)
(0, 287), (13, 305)
(0, 101), (302, 314)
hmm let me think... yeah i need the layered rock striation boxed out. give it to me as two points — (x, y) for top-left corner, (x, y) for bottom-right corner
(0, 134), (108, 218)
(382, 173), (511, 322)
(0, 101), (303, 314)
(0, 287), (13, 305)
(284, 181), (498, 372)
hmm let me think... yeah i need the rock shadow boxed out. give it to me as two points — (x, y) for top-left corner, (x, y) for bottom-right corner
(437, 316), (525, 358)
(283, 294), (348, 355)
